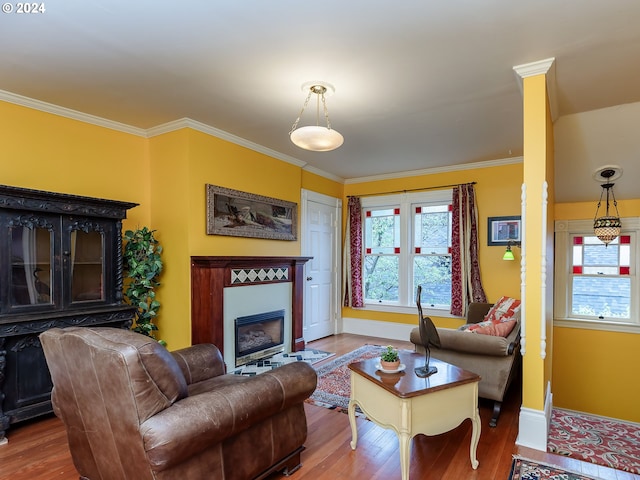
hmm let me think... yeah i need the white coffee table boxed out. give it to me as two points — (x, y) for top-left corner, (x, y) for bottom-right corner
(348, 352), (481, 480)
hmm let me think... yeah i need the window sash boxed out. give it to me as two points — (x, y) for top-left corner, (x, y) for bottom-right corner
(361, 191), (452, 309)
(555, 218), (640, 331)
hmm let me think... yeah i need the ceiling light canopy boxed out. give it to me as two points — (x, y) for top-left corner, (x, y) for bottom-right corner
(593, 166), (622, 246)
(289, 81), (343, 152)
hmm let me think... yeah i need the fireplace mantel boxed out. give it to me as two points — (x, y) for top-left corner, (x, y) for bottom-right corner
(190, 256), (312, 355)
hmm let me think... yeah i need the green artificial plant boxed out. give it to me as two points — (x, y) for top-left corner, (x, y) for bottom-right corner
(122, 227), (165, 345)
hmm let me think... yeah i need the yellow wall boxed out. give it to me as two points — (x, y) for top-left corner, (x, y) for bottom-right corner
(148, 129), (192, 348)
(0, 101), (150, 228)
(1, 101), (344, 350)
(553, 199), (640, 422)
(147, 129), (344, 349)
(342, 161), (523, 328)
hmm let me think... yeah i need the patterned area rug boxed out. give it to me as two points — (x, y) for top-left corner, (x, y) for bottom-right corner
(508, 456), (601, 480)
(306, 344), (387, 413)
(547, 408), (640, 474)
(231, 349), (333, 376)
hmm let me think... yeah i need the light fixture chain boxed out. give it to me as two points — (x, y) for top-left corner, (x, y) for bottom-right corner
(593, 186), (606, 221)
(289, 90), (313, 134)
(321, 93), (333, 130)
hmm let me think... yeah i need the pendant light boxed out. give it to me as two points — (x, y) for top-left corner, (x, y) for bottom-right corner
(289, 81), (344, 152)
(593, 167), (622, 246)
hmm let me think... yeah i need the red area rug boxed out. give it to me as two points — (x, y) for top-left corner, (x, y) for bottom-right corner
(306, 344), (386, 413)
(508, 456), (600, 480)
(547, 408), (640, 474)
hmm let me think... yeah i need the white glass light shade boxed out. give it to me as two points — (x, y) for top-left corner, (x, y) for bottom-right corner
(594, 215), (622, 245)
(290, 126), (344, 152)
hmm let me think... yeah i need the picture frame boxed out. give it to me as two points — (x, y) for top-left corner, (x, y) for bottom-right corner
(487, 216), (521, 246)
(206, 184), (297, 241)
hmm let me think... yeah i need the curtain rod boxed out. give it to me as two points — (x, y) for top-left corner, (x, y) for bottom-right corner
(347, 181), (476, 198)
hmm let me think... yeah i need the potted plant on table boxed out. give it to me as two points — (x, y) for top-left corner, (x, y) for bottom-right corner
(380, 345), (400, 370)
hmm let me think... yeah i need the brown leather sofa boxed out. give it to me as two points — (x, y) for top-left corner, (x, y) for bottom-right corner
(40, 326), (317, 480)
(410, 303), (521, 427)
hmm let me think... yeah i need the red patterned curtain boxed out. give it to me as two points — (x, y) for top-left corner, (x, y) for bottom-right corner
(343, 196), (364, 307)
(450, 184), (487, 316)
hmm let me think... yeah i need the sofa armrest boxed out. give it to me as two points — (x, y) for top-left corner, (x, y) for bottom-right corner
(140, 361), (317, 471)
(437, 327), (514, 356)
(171, 344), (226, 384)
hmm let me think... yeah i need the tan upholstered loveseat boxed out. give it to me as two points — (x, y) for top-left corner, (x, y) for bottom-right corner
(410, 302), (521, 427)
(40, 327), (317, 480)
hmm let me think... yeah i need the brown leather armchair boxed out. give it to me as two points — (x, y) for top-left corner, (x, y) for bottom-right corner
(40, 326), (317, 480)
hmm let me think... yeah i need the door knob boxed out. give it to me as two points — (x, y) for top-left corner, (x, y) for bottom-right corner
(306, 276), (313, 281)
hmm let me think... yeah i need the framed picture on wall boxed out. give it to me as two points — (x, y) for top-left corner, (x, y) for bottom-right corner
(206, 184), (297, 241)
(487, 216), (521, 245)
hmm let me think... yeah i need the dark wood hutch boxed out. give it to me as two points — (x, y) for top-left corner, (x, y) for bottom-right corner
(0, 185), (137, 442)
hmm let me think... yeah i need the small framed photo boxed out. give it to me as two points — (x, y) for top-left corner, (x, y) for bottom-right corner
(487, 216), (521, 246)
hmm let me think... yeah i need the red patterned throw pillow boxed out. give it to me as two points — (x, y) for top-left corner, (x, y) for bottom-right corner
(459, 296), (521, 337)
(484, 296), (521, 324)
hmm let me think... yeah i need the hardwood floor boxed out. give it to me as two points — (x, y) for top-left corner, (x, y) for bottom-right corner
(0, 333), (637, 480)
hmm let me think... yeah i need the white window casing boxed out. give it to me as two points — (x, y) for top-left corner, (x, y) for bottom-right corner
(554, 217), (640, 334)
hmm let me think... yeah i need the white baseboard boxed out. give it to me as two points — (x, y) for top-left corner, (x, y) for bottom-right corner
(341, 317), (416, 343)
(516, 381), (553, 451)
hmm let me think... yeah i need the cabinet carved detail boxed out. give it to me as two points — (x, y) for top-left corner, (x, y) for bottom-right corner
(67, 219), (106, 234)
(8, 214), (55, 231)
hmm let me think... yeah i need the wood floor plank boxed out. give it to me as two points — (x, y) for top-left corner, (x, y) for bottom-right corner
(1, 333), (637, 480)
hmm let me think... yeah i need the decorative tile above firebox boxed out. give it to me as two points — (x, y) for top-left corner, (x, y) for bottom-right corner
(231, 267), (289, 285)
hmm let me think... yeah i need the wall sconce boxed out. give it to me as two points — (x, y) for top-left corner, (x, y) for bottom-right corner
(502, 240), (521, 261)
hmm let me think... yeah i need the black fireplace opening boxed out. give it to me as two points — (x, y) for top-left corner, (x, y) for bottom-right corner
(235, 309), (285, 366)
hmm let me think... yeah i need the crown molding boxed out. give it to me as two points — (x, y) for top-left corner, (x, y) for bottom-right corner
(147, 118), (308, 169)
(0, 89), (147, 137)
(513, 57), (555, 79)
(513, 57), (558, 122)
(2, 89), (519, 186)
(302, 164), (344, 183)
(344, 156), (523, 185)
(1, 90), (344, 178)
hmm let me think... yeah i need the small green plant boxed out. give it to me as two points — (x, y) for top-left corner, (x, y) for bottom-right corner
(381, 345), (399, 362)
(122, 227), (165, 345)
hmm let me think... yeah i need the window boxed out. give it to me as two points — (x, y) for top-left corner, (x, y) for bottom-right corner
(555, 218), (640, 332)
(362, 191), (452, 312)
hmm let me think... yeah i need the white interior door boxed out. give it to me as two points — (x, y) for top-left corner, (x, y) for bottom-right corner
(301, 190), (341, 342)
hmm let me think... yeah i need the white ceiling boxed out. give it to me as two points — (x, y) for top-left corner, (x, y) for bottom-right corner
(1, 0), (639, 202)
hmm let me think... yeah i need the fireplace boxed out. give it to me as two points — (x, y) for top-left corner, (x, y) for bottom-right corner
(190, 256), (311, 369)
(235, 309), (285, 366)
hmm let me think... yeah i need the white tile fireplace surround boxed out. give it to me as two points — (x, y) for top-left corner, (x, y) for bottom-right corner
(223, 283), (292, 368)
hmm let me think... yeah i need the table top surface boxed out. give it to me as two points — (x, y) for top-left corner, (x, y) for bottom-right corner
(348, 351), (481, 399)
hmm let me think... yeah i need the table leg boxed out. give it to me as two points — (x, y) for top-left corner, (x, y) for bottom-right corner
(348, 399), (358, 450)
(398, 432), (411, 480)
(469, 408), (481, 469)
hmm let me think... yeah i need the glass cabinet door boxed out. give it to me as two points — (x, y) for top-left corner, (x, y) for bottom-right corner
(70, 229), (104, 303)
(10, 224), (53, 307)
